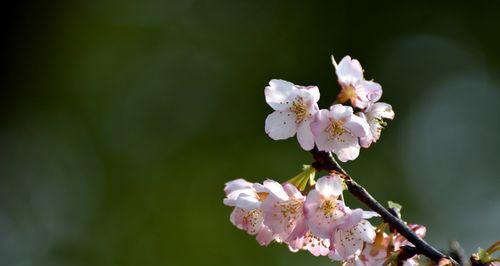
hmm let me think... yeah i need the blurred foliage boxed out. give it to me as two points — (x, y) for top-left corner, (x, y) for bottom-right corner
(2, 1), (500, 266)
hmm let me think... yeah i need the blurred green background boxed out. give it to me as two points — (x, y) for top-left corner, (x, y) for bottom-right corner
(2, 1), (500, 266)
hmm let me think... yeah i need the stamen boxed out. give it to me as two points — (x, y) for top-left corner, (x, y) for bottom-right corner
(277, 199), (303, 229)
(289, 97), (309, 123)
(320, 200), (335, 217)
(325, 120), (347, 140)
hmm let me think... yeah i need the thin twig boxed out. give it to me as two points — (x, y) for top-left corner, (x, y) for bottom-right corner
(310, 148), (459, 265)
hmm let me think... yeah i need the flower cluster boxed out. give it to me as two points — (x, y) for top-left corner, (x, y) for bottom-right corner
(224, 175), (430, 265)
(222, 55), (438, 266)
(224, 175), (379, 260)
(265, 56), (394, 162)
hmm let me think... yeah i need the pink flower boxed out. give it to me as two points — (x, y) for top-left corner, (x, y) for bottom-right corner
(338, 223), (427, 266)
(311, 105), (370, 162)
(359, 102), (395, 148)
(304, 175), (347, 239)
(265, 79), (320, 150)
(261, 180), (308, 243)
(329, 208), (378, 261)
(334, 56), (382, 109)
(342, 230), (390, 266)
(223, 179), (275, 246)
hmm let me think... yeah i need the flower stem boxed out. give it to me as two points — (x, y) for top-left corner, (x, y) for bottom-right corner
(310, 148), (459, 265)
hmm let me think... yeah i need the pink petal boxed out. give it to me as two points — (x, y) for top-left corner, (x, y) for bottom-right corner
(283, 183), (305, 200)
(285, 215), (308, 242)
(368, 102), (394, 120)
(330, 104), (353, 121)
(315, 175), (343, 198)
(224, 179), (252, 195)
(310, 109), (329, 136)
(296, 120), (315, 151)
(235, 193), (261, 210)
(265, 110), (297, 140)
(263, 179), (289, 200)
(344, 114), (370, 138)
(264, 79), (296, 111)
(332, 133), (360, 162)
(256, 226), (274, 246)
(360, 80), (382, 103)
(332, 227), (364, 259)
(300, 85), (320, 103)
(223, 187), (255, 206)
(336, 56), (364, 84)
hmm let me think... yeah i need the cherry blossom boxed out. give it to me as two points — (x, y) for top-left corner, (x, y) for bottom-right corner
(338, 223), (427, 266)
(328, 208), (378, 261)
(223, 179), (275, 245)
(334, 56), (382, 109)
(304, 175), (347, 239)
(359, 102), (395, 148)
(311, 104), (370, 162)
(340, 227), (390, 266)
(220, 54), (471, 266)
(261, 180), (308, 243)
(264, 79), (320, 150)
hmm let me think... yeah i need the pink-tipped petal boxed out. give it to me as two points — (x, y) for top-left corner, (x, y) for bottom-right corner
(360, 80), (382, 103)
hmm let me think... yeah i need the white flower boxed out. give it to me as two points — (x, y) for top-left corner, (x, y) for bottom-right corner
(334, 56), (382, 109)
(311, 104), (370, 162)
(358, 102), (395, 148)
(265, 79), (320, 150)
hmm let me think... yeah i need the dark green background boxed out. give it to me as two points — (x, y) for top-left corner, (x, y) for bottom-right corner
(2, 1), (500, 266)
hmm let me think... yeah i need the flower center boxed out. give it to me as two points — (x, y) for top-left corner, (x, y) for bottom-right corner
(257, 192), (269, 201)
(337, 84), (357, 103)
(275, 199), (303, 229)
(289, 97), (309, 123)
(320, 200), (337, 218)
(325, 120), (346, 140)
(243, 209), (263, 233)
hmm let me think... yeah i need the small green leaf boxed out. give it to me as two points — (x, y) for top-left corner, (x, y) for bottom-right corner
(477, 248), (492, 263)
(388, 201), (402, 211)
(287, 165), (316, 191)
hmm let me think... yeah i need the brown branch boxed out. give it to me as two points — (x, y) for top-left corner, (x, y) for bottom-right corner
(310, 148), (460, 265)
(397, 245), (420, 266)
